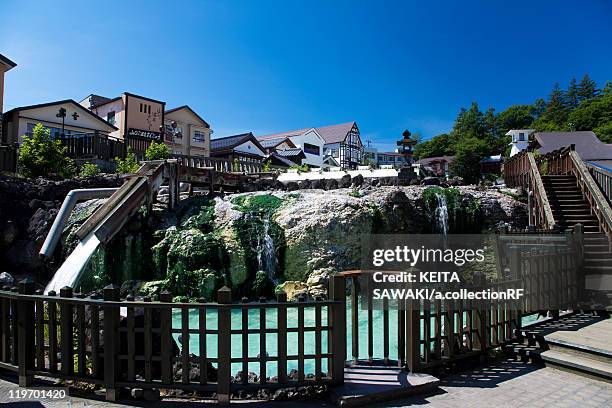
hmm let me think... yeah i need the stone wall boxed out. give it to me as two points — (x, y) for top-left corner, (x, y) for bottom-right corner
(0, 174), (124, 278)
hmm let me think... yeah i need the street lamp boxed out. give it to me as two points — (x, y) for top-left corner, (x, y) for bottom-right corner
(56, 108), (66, 137)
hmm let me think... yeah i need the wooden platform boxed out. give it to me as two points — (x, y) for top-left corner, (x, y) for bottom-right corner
(330, 362), (439, 407)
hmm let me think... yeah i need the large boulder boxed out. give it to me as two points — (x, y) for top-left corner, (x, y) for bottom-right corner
(421, 177), (440, 186)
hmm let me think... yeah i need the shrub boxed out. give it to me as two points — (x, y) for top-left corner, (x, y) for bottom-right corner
(79, 162), (100, 178)
(18, 123), (77, 179)
(115, 146), (140, 174)
(145, 140), (171, 161)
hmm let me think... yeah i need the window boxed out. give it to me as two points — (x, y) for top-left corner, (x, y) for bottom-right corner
(107, 111), (115, 125)
(139, 103), (143, 113)
(193, 130), (206, 143)
(519, 132), (525, 141)
(303, 143), (320, 156)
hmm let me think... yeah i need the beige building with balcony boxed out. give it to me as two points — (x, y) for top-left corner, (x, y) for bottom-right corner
(163, 105), (211, 157)
(80, 92), (166, 157)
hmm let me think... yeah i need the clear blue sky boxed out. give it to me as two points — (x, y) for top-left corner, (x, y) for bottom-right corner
(2, 0), (611, 151)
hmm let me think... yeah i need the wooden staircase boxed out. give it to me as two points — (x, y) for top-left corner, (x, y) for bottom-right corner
(542, 174), (612, 310)
(503, 313), (612, 383)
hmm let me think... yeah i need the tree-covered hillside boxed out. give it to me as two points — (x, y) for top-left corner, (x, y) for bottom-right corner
(413, 75), (612, 183)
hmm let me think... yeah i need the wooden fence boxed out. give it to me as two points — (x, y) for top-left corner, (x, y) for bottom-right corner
(60, 132), (125, 161)
(0, 279), (345, 404)
(172, 154), (264, 174)
(0, 234), (583, 403)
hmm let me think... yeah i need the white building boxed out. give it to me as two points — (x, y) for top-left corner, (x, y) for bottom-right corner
(2, 99), (117, 145)
(507, 129), (535, 157)
(258, 128), (326, 167)
(164, 105), (212, 157)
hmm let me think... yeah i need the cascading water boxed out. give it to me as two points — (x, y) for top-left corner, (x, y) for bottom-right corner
(434, 192), (450, 235)
(256, 216), (278, 284)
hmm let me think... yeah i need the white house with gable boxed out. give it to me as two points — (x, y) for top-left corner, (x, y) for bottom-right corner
(507, 129), (535, 157)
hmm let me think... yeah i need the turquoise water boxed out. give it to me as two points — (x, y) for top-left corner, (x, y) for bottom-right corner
(172, 300), (541, 378)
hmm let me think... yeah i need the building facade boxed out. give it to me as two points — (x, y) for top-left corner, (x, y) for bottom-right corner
(318, 122), (363, 169)
(416, 155), (455, 176)
(507, 129), (535, 157)
(210, 132), (266, 162)
(0, 54), (17, 144)
(377, 151), (409, 167)
(164, 105), (212, 157)
(258, 128), (325, 167)
(2, 99), (117, 145)
(81, 92), (166, 157)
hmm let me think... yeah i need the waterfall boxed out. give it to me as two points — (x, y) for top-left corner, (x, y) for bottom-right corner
(434, 192), (449, 235)
(45, 233), (101, 294)
(256, 216), (278, 283)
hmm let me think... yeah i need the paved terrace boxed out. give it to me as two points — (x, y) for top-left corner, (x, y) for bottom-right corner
(0, 359), (610, 408)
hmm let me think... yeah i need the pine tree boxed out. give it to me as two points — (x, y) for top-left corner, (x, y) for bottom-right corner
(544, 83), (568, 126)
(603, 80), (612, 96)
(566, 77), (579, 109)
(577, 74), (598, 102)
(532, 98), (547, 119)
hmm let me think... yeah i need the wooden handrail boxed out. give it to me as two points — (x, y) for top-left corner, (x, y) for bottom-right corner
(586, 161), (612, 204)
(569, 150), (612, 239)
(527, 152), (557, 230)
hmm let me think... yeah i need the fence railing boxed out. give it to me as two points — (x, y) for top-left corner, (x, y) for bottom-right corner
(504, 150), (556, 230)
(587, 161), (612, 205)
(172, 154), (264, 174)
(0, 279), (345, 404)
(0, 143), (18, 173)
(59, 132), (125, 161)
(0, 235), (583, 403)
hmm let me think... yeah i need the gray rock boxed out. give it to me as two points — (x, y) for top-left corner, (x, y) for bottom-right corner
(284, 181), (299, 191)
(0, 272), (14, 284)
(297, 179), (311, 190)
(351, 174), (364, 187)
(338, 174), (352, 188)
(143, 388), (160, 402)
(421, 176), (440, 186)
(130, 388), (144, 399)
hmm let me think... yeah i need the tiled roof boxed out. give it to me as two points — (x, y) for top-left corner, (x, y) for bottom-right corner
(315, 122), (356, 144)
(258, 136), (295, 149)
(276, 148), (305, 158)
(210, 133), (253, 150)
(258, 121), (357, 144)
(266, 153), (296, 167)
(533, 131), (612, 161)
(416, 155), (455, 165)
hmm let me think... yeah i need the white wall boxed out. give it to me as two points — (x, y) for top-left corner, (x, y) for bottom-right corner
(288, 129), (324, 167)
(235, 140), (266, 157)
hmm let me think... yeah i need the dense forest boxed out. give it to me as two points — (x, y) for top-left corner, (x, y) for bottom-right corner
(413, 75), (612, 183)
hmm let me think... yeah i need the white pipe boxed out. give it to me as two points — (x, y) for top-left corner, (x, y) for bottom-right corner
(39, 188), (118, 258)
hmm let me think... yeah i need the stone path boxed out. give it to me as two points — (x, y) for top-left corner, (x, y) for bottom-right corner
(375, 359), (612, 407)
(0, 359), (610, 407)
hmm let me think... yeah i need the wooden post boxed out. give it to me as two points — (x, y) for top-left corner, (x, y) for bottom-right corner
(103, 284), (120, 401)
(406, 298), (420, 373)
(472, 273), (488, 353)
(276, 291), (287, 384)
(329, 274), (346, 385)
(17, 279), (35, 387)
(217, 287), (232, 406)
(509, 246), (521, 280)
(573, 223), (585, 305)
(60, 286), (74, 376)
(159, 291), (173, 384)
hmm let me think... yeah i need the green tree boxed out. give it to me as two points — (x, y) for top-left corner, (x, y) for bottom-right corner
(603, 80), (612, 96)
(115, 146), (140, 174)
(534, 83), (568, 130)
(450, 137), (490, 184)
(566, 77), (579, 109)
(18, 123), (76, 179)
(577, 74), (598, 102)
(145, 140), (171, 161)
(568, 91), (612, 141)
(532, 98), (547, 119)
(413, 133), (453, 159)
